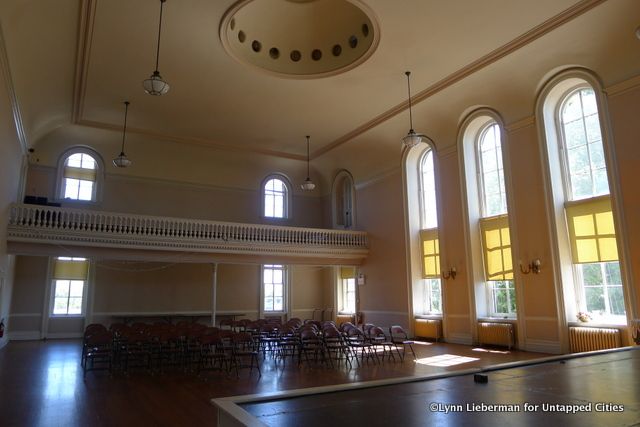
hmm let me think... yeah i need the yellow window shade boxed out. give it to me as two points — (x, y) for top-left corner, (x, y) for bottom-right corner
(420, 228), (440, 279)
(480, 215), (513, 280)
(64, 166), (97, 182)
(340, 266), (356, 279)
(54, 258), (89, 280)
(565, 196), (618, 263)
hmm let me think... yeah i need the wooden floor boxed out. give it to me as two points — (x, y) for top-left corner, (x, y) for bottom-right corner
(242, 349), (640, 427)
(0, 339), (549, 427)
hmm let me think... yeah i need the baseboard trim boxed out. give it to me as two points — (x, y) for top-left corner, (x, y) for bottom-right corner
(525, 339), (562, 354)
(45, 332), (83, 339)
(446, 333), (473, 345)
(9, 330), (41, 341)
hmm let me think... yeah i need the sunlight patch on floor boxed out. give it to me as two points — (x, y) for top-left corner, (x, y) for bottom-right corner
(415, 353), (479, 367)
(472, 347), (511, 354)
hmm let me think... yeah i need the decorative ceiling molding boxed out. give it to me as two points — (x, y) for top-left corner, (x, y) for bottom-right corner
(76, 118), (307, 161)
(71, 0), (97, 124)
(0, 20), (28, 155)
(605, 74), (640, 97)
(314, 0), (607, 158)
(71, 0), (606, 162)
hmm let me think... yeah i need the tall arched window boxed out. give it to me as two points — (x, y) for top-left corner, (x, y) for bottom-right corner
(56, 147), (104, 202)
(262, 175), (291, 219)
(559, 86), (623, 320)
(475, 121), (516, 317)
(419, 150), (441, 314)
(538, 71), (629, 327)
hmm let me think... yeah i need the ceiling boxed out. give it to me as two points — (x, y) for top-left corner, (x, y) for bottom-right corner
(0, 0), (638, 164)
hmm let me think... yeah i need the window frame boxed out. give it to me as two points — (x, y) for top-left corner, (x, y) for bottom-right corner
(418, 149), (438, 229)
(260, 174), (292, 220)
(554, 84), (624, 322)
(55, 146), (105, 204)
(474, 120), (517, 318)
(49, 256), (89, 318)
(260, 264), (288, 315)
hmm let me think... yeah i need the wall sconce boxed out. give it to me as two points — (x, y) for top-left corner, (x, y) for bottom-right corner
(442, 267), (456, 280)
(520, 259), (541, 274)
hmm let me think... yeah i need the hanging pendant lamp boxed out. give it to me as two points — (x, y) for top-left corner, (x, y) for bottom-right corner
(300, 135), (316, 191)
(402, 71), (431, 148)
(113, 101), (132, 168)
(143, 0), (170, 95)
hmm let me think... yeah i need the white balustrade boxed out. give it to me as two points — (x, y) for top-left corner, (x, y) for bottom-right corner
(7, 204), (369, 256)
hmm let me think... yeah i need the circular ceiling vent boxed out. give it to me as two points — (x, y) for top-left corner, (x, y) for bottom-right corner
(220, 0), (380, 79)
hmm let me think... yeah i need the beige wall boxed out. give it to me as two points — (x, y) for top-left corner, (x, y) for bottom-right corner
(216, 263), (260, 318)
(607, 84), (640, 318)
(0, 41), (25, 347)
(291, 265), (330, 321)
(355, 171), (409, 328)
(26, 165), (325, 228)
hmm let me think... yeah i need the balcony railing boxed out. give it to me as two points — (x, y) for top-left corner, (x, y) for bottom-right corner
(7, 204), (368, 261)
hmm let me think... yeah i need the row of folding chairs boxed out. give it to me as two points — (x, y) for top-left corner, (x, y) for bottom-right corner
(81, 322), (261, 378)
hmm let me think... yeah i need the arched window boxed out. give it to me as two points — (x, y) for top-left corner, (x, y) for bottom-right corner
(56, 147), (104, 202)
(332, 170), (356, 229)
(544, 82), (625, 322)
(262, 175), (291, 219)
(418, 149), (441, 314)
(460, 112), (517, 321)
(476, 122), (516, 317)
(403, 143), (442, 318)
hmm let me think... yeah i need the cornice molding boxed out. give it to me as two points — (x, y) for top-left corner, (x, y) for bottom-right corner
(0, 20), (28, 154)
(505, 116), (536, 132)
(315, 0), (607, 158)
(354, 167), (400, 191)
(605, 74), (640, 98)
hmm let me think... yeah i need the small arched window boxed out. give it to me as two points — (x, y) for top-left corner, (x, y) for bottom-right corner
(332, 170), (356, 229)
(56, 147), (104, 202)
(262, 175), (291, 219)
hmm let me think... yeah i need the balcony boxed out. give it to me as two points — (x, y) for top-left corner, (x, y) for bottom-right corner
(6, 204), (369, 265)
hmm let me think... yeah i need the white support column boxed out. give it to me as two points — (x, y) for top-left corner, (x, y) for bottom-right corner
(211, 263), (218, 326)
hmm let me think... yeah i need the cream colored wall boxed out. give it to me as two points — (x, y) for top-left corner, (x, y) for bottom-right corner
(291, 265), (329, 321)
(607, 83), (640, 319)
(0, 41), (25, 347)
(437, 150), (474, 342)
(8, 256), (47, 337)
(92, 261), (212, 315)
(505, 123), (560, 345)
(355, 171), (409, 328)
(25, 164), (324, 228)
(216, 263), (260, 318)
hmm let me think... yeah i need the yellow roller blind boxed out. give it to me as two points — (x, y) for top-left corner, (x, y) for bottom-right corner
(565, 196), (618, 264)
(420, 228), (440, 279)
(54, 258), (89, 280)
(64, 166), (97, 182)
(480, 215), (513, 280)
(340, 266), (356, 279)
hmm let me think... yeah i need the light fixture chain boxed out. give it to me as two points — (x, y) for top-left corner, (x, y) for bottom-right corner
(121, 101), (130, 153)
(154, 0), (166, 72)
(405, 71), (414, 132)
(306, 135), (311, 178)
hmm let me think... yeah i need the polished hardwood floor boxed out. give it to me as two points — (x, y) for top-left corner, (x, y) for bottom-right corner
(0, 338), (550, 427)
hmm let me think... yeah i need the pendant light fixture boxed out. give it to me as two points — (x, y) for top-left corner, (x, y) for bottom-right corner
(143, 0), (170, 96)
(113, 101), (132, 168)
(402, 71), (431, 148)
(300, 135), (316, 191)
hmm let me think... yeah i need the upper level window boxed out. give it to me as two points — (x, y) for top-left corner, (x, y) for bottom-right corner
(476, 122), (515, 317)
(478, 123), (507, 217)
(56, 147), (104, 203)
(560, 88), (609, 200)
(263, 177), (290, 219)
(332, 170), (356, 229)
